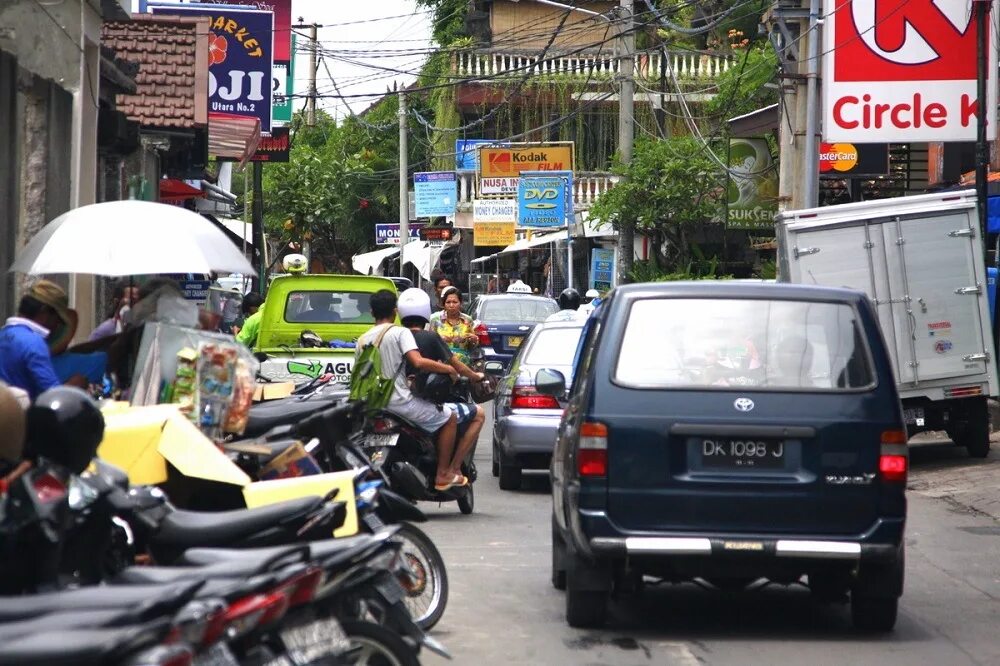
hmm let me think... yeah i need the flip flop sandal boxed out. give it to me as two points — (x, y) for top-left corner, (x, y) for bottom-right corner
(434, 474), (469, 491)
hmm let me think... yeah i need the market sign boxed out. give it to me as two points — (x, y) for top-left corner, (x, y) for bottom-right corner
(413, 172), (457, 218)
(726, 138), (778, 232)
(823, 0), (998, 142)
(375, 222), (424, 246)
(478, 142), (574, 179)
(472, 198), (517, 223)
(150, 2), (275, 134)
(818, 142), (889, 177)
(518, 171), (572, 229)
(473, 222), (516, 247)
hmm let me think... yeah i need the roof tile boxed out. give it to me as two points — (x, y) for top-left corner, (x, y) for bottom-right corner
(102, 14), (209, 130)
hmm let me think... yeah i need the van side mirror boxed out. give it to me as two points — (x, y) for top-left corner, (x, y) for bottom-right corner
(484, 361), (505, 376)
(535, 368), (566, 397)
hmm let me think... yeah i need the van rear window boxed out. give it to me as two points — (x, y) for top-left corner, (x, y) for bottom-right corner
(284, 291), (375, 324)
(615, 298), (874, 391)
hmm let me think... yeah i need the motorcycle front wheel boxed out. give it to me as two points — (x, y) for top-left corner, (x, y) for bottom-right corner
(392, 522), (449, 630)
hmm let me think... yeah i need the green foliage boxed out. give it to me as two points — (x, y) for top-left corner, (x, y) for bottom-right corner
(705, 41), (779, 123)
(589, 136), (724, 273)
(755, 258), (777, 279)
(259, 106), (429, 269)
(415, 0), (468, 46)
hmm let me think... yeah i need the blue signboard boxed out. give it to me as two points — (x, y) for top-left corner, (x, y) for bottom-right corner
(590, 248), (615, 291)
(180, 280), (212, 302)
(375, 223), (425, 246)
(150, 2), (274, 133)
(455, 139), (509, 172)
(518, 171), (573, 228)
(413, 172), (457, 218)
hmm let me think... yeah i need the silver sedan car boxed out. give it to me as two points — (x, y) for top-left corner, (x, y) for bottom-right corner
(491, 315), (588, 490)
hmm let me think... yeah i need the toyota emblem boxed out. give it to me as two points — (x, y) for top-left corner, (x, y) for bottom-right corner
(733, 397), (755, 412)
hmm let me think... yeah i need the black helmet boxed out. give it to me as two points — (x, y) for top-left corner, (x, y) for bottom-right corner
(24, 387), (105, 474)
(557, 288), (581, 311)
(412, 372), (453, 403)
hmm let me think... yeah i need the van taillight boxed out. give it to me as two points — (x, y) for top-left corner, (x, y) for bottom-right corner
(511, 386), (560, 409)
(879, 429), (908, 483)
(475, 323), (491, 347)
(578, 422), (608, 477)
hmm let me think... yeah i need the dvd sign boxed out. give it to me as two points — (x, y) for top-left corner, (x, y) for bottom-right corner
(823, 0), (998, 143)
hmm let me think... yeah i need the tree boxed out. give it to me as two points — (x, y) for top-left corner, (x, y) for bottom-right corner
(588, 136), (724, 277)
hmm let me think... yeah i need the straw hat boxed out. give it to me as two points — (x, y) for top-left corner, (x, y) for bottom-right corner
(27, 280), (78, 354)
(0, 384), (26, 463)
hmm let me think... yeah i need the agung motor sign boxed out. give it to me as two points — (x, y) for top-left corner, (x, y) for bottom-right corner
(823, 0), (998, 143)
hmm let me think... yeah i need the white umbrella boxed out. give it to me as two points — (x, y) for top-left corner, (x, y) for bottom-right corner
(9, 200), (254, 276)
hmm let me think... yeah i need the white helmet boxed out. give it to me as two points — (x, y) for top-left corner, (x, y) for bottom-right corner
(398, 287), (431, 323)
(585, 289), (600, 299)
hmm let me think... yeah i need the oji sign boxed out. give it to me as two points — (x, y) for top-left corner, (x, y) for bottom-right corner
(823, 0), (998, 142)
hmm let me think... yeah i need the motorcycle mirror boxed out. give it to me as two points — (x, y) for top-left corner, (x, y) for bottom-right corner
(484, 361), (505, 376)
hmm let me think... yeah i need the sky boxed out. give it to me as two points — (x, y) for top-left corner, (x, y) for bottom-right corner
(290, 1), (434, 119)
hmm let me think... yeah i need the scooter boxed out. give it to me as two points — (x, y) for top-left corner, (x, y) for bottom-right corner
(362, 380), (479, 515)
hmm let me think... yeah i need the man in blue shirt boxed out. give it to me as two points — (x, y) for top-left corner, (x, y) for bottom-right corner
(0, 280), (87, 400)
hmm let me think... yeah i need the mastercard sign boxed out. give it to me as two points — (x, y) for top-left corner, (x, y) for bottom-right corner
(819, 143), (859, 173)
(818, 142), (888, 178)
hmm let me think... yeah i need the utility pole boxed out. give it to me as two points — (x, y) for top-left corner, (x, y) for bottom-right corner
(398, 90), (409, 277)
(615, 0), (635, 286)
(307, 23), (318, 126)
(801, 0), (821, 208)
(252, 161), (265, 294)
(975, 0), (991, 260)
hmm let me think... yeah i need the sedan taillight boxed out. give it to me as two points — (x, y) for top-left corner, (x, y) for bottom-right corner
(510, 385), (561, 409)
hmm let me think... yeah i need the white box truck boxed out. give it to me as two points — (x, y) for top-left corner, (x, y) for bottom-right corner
(776, 190), (997, 457)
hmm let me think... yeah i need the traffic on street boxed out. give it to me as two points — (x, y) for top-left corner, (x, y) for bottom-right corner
(4, 0), (1000, 664)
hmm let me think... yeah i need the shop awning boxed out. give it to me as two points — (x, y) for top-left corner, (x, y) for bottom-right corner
(500, 229), (566, 254)
(159, 178), (205, 203)
(401, 241), (444, 281)
(352, 246), (400, 276)
(209, 112), (261, 167)
(727, 103), (779, 138)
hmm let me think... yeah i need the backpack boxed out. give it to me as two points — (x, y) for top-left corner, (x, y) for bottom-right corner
(349, 324), (402, 411)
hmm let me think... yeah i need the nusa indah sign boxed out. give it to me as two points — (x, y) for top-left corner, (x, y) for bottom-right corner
(823, 0), (998, 143)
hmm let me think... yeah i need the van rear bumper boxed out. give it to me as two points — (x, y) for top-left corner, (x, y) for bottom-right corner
(579, 511), (903, 563)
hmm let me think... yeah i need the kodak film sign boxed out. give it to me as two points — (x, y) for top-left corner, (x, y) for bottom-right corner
(477, 142), (574, 179)
(823, 0), (998, 143)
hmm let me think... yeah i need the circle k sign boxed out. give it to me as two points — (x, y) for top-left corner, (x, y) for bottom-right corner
(823, 0), (998, 143)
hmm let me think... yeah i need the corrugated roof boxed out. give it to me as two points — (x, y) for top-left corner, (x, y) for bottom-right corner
(102, 14), (209, 129)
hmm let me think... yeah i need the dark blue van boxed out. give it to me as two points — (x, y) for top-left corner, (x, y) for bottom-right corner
(541, 282), (907, 632)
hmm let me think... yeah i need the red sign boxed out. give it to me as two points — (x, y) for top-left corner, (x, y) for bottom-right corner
(823, 0), (998, 143)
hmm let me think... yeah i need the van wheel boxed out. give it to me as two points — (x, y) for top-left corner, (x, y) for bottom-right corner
(565, 548), (609, 628)
(566, 587), (608, 628)
(956, 398), (991, 458)
(551, 515), (566, 591)
(498, 457), (522, 491)
(851, 595), (898, 632)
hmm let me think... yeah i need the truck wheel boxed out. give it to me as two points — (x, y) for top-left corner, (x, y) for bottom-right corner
(551, 515), (567, 591)
(956, 397), (991, 458)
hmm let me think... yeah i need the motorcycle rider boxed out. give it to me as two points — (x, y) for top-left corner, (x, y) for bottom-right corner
(398, 288), (487, 481)
(578, 288), (601, 316)
(545, 287), (583, 322)
(357, 290), (467, 491)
